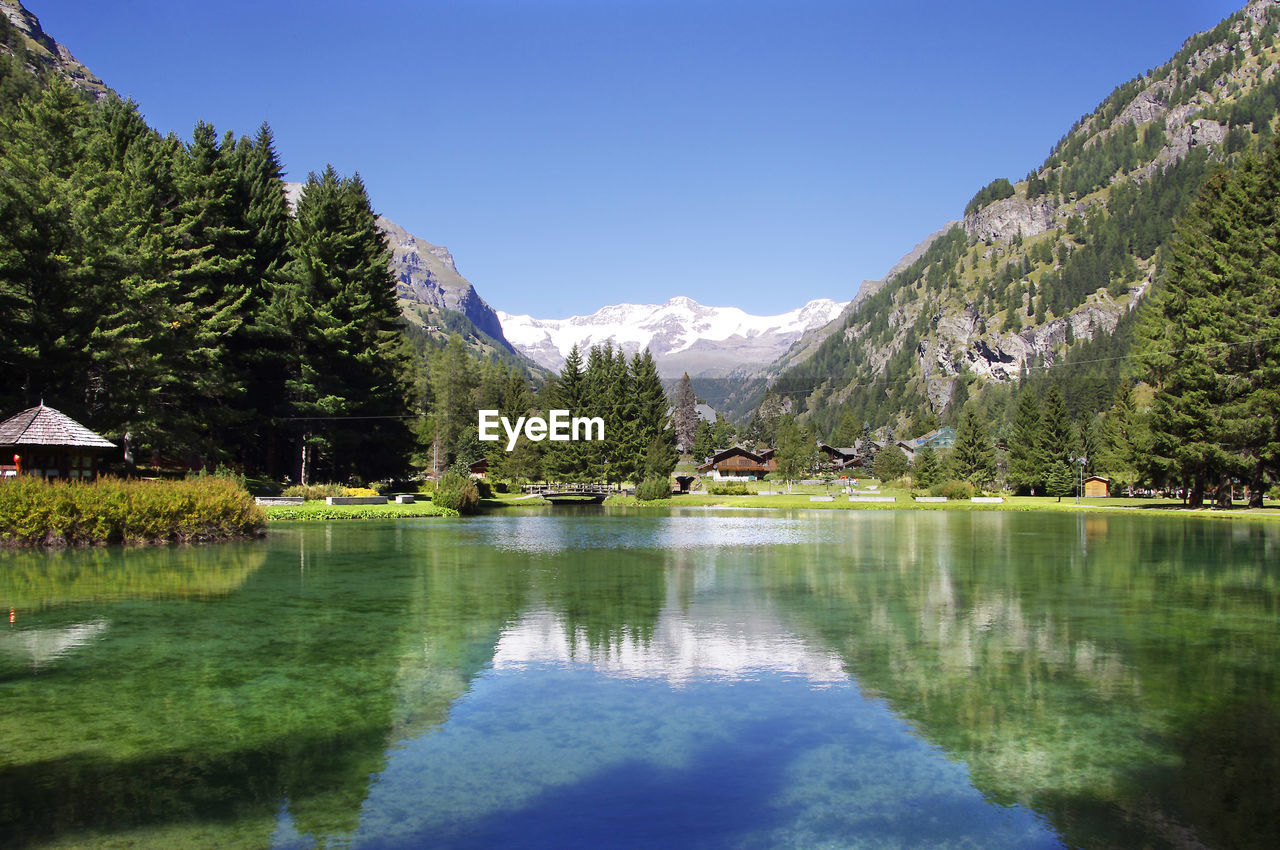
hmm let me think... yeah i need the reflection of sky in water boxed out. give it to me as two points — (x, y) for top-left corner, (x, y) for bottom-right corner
(492, 608), (848, 687)
(0, 619), (107, 671)
(474, 513), (817, 554)
(310, 666), (1059, 850)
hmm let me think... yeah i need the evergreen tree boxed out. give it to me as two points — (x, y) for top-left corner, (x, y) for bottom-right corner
(629, 349), (670, 480)
(1040, 385), (1076, 473)
(545, 344), (586, 481)
(1141, 146), (1280, 507)
(0, 81), (113, 417)
(642, 430), (678, 480)
(673, 372), (698, 454)
(950, 409), (996, 486)
(1046, 461), (1076, 501)
(691, 419), (715, 463)
(603, 346), (635, 484)
(913, 446), (940, 489)
(280, 166), (411, 483)
(1007, 393), (1046, 494)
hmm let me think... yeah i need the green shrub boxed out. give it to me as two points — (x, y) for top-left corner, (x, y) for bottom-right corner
(493, 481), (510, 494)
(280, 482), (345, 500)
(475, 480), (493, 499)
(0, 476), (265, 547)
(932, 479), (976, 500)
(432, 471), (480, 514)
(708, 482), (752, 495)
(636, 477), (673, 501)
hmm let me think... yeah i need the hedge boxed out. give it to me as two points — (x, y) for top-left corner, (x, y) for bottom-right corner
(0, 476), (266, 547)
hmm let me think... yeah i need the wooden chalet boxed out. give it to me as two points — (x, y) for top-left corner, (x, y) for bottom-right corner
(0, 404), (116, 481)
(468, 457), (489, 479)
(818, 443), (858, 467)
(1083, 475), (1111, 498)
(696, 445), (777, 480)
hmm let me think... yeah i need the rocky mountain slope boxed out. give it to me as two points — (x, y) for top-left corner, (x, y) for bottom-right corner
(0, 0), (108, 99)
(499, 296), (847, 379)
(769, 0), (1280, 436)
(282, 184), (534, 373)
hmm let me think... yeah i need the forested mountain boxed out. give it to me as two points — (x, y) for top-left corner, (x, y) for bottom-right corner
(765, 0), (1280, 446)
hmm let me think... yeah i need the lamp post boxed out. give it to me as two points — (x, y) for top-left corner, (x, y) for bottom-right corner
(1072, 455), (1086, 504)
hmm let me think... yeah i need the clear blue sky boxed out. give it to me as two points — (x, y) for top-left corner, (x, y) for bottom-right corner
(30, 0), (1245, 317)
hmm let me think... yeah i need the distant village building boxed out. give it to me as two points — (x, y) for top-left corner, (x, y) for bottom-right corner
(696, 446), (777, 480)
(817, 443), (859, 467)
(1083, 476), (1111, 498)
(894, 426), (957, 463)
(0, 404), (116, 481)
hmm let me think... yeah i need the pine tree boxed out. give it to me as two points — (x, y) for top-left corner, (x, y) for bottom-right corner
(1046, 461), (1076, 501)
(1040, 385), (1075, 471)
(1141, 145), (1280, 507)
(673, 372), (698, 454)
(1007, 393), (1046, 494)
(629, 349), (670, 480)
(545, 344), (586, 481)
(603, 346), (635, 484)
(0, 81), (112, 416)
(280, 166), (412, 482)
(950, 409), (996, 486)
(913, 446), (940, 489)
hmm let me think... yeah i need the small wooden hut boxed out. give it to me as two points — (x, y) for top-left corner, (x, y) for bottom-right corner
(1083, 475), (1111, 498)
(0, 404), (116, 481)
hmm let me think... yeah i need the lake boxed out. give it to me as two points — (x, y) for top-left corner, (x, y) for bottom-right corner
(2, 508), (1277, 849)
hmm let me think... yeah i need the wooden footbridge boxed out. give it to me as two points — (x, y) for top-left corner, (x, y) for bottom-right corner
(522, 483), (619, 504)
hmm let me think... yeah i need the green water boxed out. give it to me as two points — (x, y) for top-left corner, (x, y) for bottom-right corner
(1, 510), (1277, 849)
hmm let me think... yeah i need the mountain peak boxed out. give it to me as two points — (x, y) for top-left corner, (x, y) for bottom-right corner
(498, 297), (848, 378)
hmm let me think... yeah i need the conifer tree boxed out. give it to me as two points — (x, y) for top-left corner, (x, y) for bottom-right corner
(950, 409), (995, 486)
(603, 346), (635, 484)
(913, 446), (940, 489)
(673, 372), (698, 453)
(0, 81), (110, 415)
(1007, 393), (1046, 494)
(545, 344), (586, 481)
(280, 166), (411, 482)
(629, 349), (670, 480)
(1141, 146), (1280, 507)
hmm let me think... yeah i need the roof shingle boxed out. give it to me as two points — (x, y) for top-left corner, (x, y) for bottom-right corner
(0, 405), (116, 449)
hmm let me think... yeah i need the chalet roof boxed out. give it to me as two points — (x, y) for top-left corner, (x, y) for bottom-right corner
(0, 405), (115, 449)
(697, 444), (775, 472)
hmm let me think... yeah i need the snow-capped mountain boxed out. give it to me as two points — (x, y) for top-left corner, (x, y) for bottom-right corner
(497, 296), (849, 378)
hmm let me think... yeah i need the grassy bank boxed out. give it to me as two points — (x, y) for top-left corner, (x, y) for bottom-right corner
(601, 488), (1280, 520)
(262, 501), (459, 521)
(0, 476), (266, 547)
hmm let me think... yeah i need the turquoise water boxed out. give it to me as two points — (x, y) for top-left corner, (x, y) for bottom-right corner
(2, 509), (1278, 848)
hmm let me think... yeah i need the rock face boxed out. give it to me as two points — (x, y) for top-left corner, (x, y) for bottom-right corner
(0, 0), (109, 99)
(499, 296), (848, 379)
(964, 196), (1060, 243)
(283, 183), (517, 353)
(378, 216), (512, 349)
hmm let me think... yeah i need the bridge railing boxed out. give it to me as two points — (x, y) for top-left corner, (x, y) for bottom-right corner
(522, 482), (619, 495)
